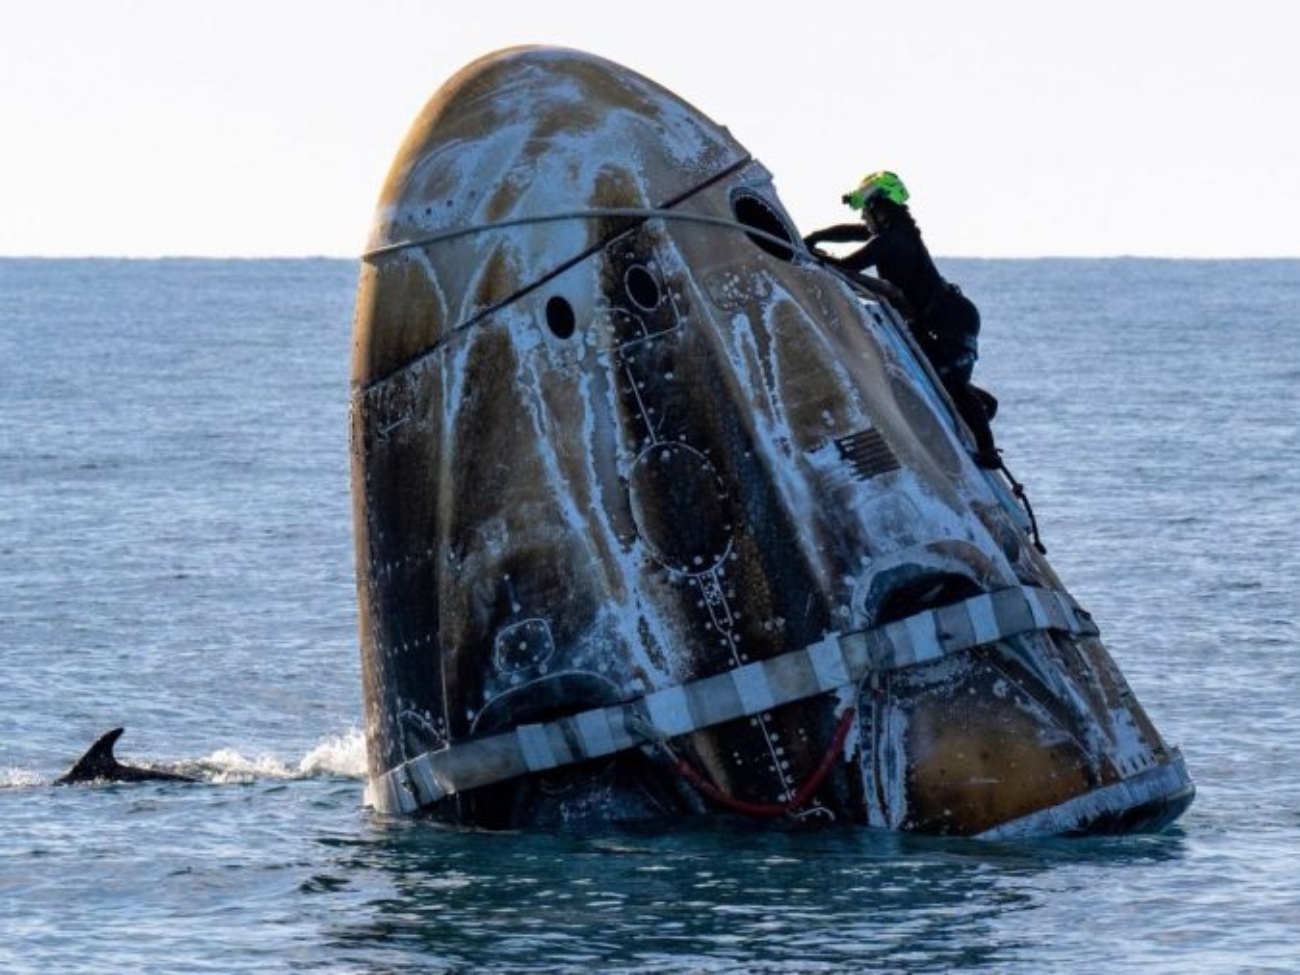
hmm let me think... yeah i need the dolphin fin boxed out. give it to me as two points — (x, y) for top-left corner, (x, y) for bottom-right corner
(56, 727), (194, 785)
(57, 727), (127, 783)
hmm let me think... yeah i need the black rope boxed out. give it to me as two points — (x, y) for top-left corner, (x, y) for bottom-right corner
(995, 456), (1048, 554)
(363, 156), (755, 261)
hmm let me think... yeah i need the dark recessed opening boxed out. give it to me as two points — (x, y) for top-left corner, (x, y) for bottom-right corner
(874, 574), (983, 627)
(545, 295), (576, 339)
(732, 192), (797, 261)
(624, 265), (661, 310)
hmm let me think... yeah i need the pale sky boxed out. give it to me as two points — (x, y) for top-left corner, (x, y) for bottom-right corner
(3, 0), (1297, 258)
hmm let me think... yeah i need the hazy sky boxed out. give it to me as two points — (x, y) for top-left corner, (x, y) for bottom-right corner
(3, 0), (1297, 257)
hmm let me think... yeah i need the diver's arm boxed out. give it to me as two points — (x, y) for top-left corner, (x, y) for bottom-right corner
(803, 223), (869, 248)
(834, 234), (885, 272)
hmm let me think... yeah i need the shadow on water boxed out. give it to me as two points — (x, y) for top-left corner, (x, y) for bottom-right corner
(309, 816), (1191, 973)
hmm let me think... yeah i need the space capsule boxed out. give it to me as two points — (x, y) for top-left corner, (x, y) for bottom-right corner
(349, 46), (1193, 836)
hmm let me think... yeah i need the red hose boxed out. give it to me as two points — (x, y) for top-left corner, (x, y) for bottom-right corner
(675, 707), (857, 818)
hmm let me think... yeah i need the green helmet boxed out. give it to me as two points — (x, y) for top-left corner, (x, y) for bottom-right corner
(842, 170), (909, 211)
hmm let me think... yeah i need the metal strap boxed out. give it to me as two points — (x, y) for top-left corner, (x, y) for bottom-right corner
(366, 585), (1098, 813)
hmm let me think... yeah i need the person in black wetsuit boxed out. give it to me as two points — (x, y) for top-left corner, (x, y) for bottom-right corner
(803, 171), (1001, 468)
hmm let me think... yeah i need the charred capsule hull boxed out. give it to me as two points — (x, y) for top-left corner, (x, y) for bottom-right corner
(350, 46), (1193, 835)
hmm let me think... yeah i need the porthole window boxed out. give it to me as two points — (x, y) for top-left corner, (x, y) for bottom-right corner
(732, 192), (797, 261)
(545, 295), (576, 339)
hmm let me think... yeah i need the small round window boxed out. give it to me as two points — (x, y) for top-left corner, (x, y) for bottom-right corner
(545, 295), (576, 339)
(732, 192), (797, 261)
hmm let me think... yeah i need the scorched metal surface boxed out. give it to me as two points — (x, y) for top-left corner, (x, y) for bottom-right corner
(349, 46), (1193, 836)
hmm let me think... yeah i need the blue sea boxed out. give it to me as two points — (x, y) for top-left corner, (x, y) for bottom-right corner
(2, 257), (1298, 973)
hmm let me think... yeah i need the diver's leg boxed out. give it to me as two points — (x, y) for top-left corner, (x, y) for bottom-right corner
(945, 378), (1000, 468)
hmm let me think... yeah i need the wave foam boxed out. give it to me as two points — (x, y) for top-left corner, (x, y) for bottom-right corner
(199, 728), (367, 782)
(297, 728), (368, 778)
(1, 768), (46, 788)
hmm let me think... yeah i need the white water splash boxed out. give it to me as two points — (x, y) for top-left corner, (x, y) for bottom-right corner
(297, 728), (368, 778)
(197, 728), (368, 783)
(0, 768), (45, 788)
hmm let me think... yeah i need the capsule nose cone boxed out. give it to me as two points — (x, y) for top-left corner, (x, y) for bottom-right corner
(354, 46), (750, 389)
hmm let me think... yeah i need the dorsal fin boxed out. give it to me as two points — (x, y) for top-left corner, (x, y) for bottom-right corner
(58, 727), (126, 783)
(56, 726), (196, 785)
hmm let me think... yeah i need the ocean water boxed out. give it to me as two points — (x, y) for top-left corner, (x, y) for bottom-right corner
(1, 257), (1298, 973)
